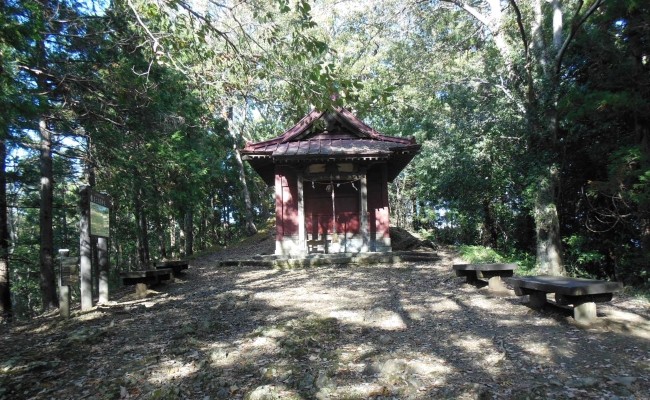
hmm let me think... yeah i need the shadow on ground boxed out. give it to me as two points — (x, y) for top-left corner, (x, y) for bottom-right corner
(1, 248), (648, 400)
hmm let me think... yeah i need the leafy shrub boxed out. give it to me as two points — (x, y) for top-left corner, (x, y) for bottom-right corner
(458, 245), (503, 263)
(563, 234), (607, 279)
(458, 245), (536, 275)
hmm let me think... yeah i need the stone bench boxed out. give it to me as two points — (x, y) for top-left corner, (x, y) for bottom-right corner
(453, 263), (517, 291)
(120, 268), (174, 298)
(506, 276), (623, 323)
(154, 260), (189, 276)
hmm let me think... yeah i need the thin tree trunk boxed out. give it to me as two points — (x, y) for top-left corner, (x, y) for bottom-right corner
(214, 199), (224, 245)
(224, 106), (257, 236)
(184, 208), (193, 256)
(198, 208), (206, 251)
(33, 0), (58, 310)
(158, 224), (167, 260)
(481, 199), (499, 249)
(133, 185), (149, 266)
(38, 116), (58, 310)
(169, 215), (176, 257)
(234, 144), (257, 235)
(152, 190), (167, 260)
(0, 133), (12, 322)
(86, 147), (99, 298)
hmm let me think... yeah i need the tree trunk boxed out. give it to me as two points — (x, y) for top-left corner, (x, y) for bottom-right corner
(86, 148), (99, 298)
(184, 208), (193, 256)
(133, 185), (150, 266)
(210, 195), (220, 245)
(38, 116), (58, 310)
(158, 223), (167, 260)
(630, 19), (650, 267)
(481, 199), (499, 249)
(0, 133), (12, 322)
(224, 106), (257, 236)
(534, 165), (565, 275)
(439, 0), (604, 275)
(33, 8), (58, 310)
(198, 208), (207, 251)
(169, 215), (177, 258)
(234, 144), (257, 236)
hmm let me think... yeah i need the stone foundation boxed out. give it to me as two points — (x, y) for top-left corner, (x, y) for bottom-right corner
(275, 233), (392, 256)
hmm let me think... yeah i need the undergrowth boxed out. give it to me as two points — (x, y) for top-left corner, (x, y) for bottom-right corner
(457, 245), (536, 275)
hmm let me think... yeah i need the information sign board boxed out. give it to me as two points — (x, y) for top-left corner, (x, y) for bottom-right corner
(89, 191), (111, 237)
(60, 256), (79, 286)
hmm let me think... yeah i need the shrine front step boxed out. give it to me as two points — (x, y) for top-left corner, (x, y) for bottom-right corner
(217, 251), (439, 268)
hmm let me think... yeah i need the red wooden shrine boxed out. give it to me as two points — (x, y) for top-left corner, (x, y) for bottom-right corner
(241, 107), (420, 256)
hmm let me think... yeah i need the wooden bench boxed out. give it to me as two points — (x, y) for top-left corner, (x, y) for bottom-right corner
(453, 263), (517, 291)
(154, 260), (189, 276)
(506, 276), (623, 323)
(120, 268), (174, 298)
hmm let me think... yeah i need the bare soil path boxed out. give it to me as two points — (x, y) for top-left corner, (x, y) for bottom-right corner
(1, 246), (649, 399)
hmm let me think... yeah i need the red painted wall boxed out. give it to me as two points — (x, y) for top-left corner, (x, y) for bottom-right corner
(275, 166), (298, 240)
(304, 180), (360, 237)
(275, 164), (390, 241)
(368, 165), (390, 239)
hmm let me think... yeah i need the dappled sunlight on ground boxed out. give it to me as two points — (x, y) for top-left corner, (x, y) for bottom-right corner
(591, 307), (650, 340)
(2, 249), (649, 399)
(146, 358), (199, 385)
(424, 297), (462, 312)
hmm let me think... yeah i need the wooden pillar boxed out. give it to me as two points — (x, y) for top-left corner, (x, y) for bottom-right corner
(58, 249), (70, 318)
(360, 170), (369, 252)
(97, 237), (109, 304)
(79, 187), (92, 311)
(297, 172), (306, 254)
(274, 172), (283, 255)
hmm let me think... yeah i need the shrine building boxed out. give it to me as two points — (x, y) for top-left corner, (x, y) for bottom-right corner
(241, 107), (420, 256)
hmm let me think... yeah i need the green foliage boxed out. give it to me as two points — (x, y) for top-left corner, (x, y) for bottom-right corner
(621, 285), (650, 302)
(563, 235), (607, 278)
(501, 249), (537, 276)
(458, 245), (536, 275)
(458, 245), (504, 264)
(4, 0), (650, 318)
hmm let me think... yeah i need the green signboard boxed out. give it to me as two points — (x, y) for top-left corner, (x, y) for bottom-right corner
(89, 191), (111, 238)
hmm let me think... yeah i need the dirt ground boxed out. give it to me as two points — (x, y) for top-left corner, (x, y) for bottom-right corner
(1, 245), (649, 400)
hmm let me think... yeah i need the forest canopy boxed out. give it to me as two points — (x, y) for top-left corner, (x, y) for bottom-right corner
(1, 0), (648, 321)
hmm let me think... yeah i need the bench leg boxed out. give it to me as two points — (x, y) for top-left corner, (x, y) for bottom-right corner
(487, 276), (507, 291)
(574, 302), (597, 324)
(528, 291), (547, 308)
(465, 271), (478, 284)
(135, 283), (148, 299)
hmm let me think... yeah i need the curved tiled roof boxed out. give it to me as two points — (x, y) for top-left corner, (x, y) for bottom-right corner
(241, 107), (420, 185)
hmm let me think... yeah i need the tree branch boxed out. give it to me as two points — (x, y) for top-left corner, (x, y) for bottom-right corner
(174, 0), (240, 54)
(126, 0), (161, 54)
(508, 0), (528, 59)
(439, 0), (491, 27)
(555, 0), (604, 74)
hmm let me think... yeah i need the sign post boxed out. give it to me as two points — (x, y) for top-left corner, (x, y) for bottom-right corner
(90, 191), (111, 304)
(97, 237), (109, 304)
(58, 249), (78, 318)
(79, 187), (112, 311)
